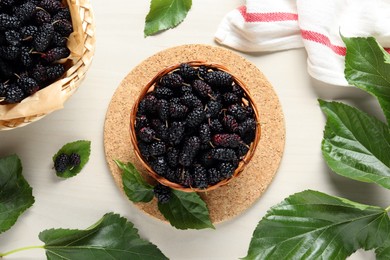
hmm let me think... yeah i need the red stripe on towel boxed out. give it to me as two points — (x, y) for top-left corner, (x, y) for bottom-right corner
(301, 30), (346, 56)
(301, 30), (390, 56)
(238, 6), (298, 23)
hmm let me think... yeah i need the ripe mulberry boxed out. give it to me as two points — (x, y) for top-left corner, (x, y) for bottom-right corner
(69, 153), (81, 168)
(4, 84), (24, 103)
(169, 102), (188, 119)
(33, 23), (54, 52)
(186, 107), (205, 127)
(228, 104), (247, 122)
(17, 76), (39, 95)
(138, 127), (156, 143)
(192, 165), (208, 189)
(222, 114), (239, 133)
(205, 100), (222, 118)
(53, 19), (73, 37)
(41, 47), (70, 63)
(199, 124), (211, 144)
(160, 73), (183, 88)
(168, 121), (185, 146)
(151, 156), (167, 176)
(218, 162), (235, 178)
(166, 147), (179, 168)
(222, 92), (239, 105)
(153, 184), (171, 204)
(154, 86), (174, 100)
(207, 168), (222, 185)
(179, 136), (200, 166)
(13, 2), (37, 22)
(179, 63), (197, 81)
(149, 141), (166, 157)
(157, 99), (169, 121)
(0, 13), (21, 30)
(212, 134), (242, 148)
(209, 118), (224, 133)
(204, 71), (233, 88)
(192, 79), (213, 99)
(211, 148), (237, 161)
(39, 0), (62, 14)
(54, 153), (69, 173)
(180, 93), (202, 108)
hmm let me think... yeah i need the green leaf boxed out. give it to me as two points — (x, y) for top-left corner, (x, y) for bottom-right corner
(40, 212), (168, 260)
(376, 240), (390, 259)
(144, 0), (192, 36)
(0, 155), (34, 234)
(319, 99), (390, 189)
(158, 189), (214, 230)
(243, 190), (390, 260)
(52, 140), (91, 178)
(115, 160), (154, 203)
(343, 36), (390, 124)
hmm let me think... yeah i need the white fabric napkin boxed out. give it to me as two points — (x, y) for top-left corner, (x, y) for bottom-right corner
(215, 0), (390, 86)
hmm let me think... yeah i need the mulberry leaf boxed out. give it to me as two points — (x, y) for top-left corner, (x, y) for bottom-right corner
(144, 0), (192, 36)
(244, 190), (390, 260)
(342, 36), (390, 125)
(40, 212), (168, 260)
(0, 154), (34, 234)
(319, 100), (390, 189)
(115, 160), (154, 203)
(158, 189), (214, 230)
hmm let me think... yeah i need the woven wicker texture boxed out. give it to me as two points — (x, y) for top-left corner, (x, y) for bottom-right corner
(0, 0), (96, 130)
(129, 61), (261, 192)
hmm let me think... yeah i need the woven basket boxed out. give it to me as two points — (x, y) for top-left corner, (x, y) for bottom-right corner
(0, 0), (96, 130)
(130, 61), (261, 192)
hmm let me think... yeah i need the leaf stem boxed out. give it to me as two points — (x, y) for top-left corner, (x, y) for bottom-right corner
(0, 245), (44, 257)
(386, 205), (390, 212)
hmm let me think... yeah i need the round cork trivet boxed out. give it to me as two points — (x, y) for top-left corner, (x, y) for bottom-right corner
(104, 44), (285, 224)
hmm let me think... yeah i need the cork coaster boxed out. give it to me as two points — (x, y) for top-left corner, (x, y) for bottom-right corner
(104, 44), (285, 224)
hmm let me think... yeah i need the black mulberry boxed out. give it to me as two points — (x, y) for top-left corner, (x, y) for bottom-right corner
(54, 153), (69, 173)
(69, 153), (81, 168)
(204, 71), (233, 88)
(157, 99), (169, 121)
(186, 107), (205, 127)
(168, 121), (185, 146)
(179, 63), (197, 81)
(33, 23), (54, 51)
(211, 148), (237, 161)
(138, 127), (156, 143)
(153, 184), (171, 204)
(192, 165), (208, 189)
(218, 162), (235, 178)
(41, 47), (70, 63)
(149, 141), (166, 157)
(192, 79), (213, 99)
(0, 14), (21, 30)
(160, 73), (183, 88)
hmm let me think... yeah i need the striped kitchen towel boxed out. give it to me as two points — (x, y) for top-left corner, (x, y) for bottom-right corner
(215, 0), (390, 86)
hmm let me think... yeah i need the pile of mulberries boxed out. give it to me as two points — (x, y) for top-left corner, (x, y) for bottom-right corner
(135, 63), (257, 189)
(0, 0), (73, 104)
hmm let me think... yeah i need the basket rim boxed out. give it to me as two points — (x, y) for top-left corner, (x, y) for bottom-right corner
(129, 60), (261, 193)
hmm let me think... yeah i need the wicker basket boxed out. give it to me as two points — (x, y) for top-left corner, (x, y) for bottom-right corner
(130, 61), (261, 192)
(0, 0), (96, 130)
